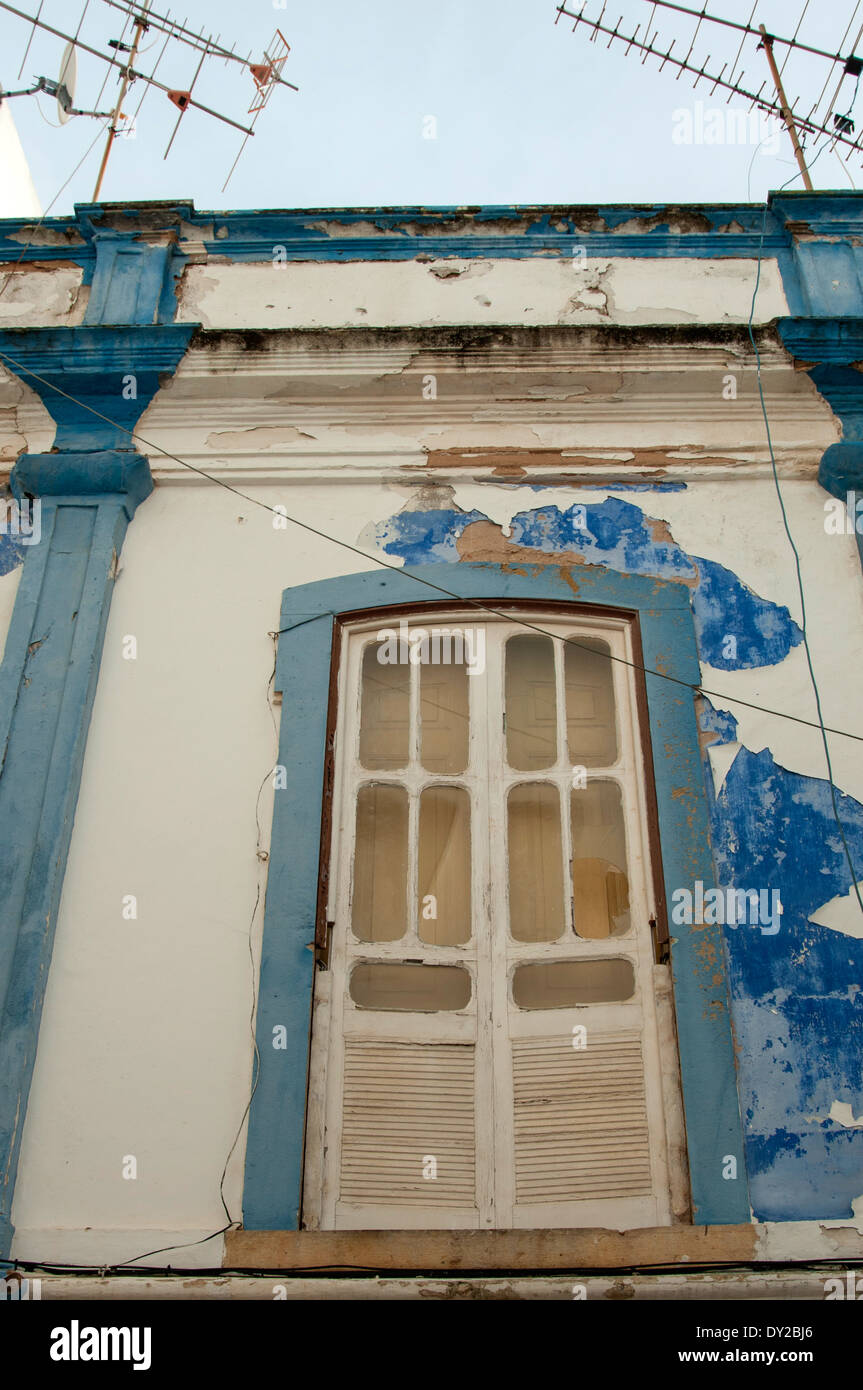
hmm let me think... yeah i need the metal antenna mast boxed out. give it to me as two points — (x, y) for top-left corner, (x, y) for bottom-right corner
(758, 23), (813, 190)
(91, 0), (150, 200)
(0, 0), (298, 196)
(554, 1), (863, 180)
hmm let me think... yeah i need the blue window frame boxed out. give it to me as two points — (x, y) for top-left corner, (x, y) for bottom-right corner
(241, 562), (750, 1231)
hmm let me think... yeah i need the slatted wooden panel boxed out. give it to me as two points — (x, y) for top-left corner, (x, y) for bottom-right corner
(340, 1041), (477, 1207)
(512, 1031), (652, 1203)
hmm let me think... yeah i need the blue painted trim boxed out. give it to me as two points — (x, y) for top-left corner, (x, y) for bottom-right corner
(2, 195), (863, 322)
(0, 199), (807, 271)
(776, 317), (863, 365)
(242, 562), (749, 1232)
(0, 476), (150, 1258)
(777, 319), (863, 566)
(10, 450), (154, 508)
(0, 313), (185, 1256)
(83, 234), (178, 326)
(0, 326), (196, 452)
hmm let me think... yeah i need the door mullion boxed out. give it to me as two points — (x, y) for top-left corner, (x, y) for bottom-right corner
(468, 628), (494, 1227)
(487, 624), (515, 1227)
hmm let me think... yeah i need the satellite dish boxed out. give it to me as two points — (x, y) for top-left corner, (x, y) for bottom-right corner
(56, 43), (76, 124)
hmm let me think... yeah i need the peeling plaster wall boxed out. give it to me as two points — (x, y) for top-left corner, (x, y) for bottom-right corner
(0, 264), (86, 327)
(177, 257), (788, 330)
(0, 362), (55, 464)
(365, 478), (863, 1223)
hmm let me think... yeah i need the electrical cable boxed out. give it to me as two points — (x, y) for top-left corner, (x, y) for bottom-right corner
(5, 1251), (863, 1280)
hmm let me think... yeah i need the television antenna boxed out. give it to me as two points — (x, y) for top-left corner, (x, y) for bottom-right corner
(554, 1), (863, 187)
(0, 0), (298, 196)
(0, 32), (112, 119)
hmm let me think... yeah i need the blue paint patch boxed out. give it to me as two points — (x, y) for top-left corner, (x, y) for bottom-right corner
(699, 698), (739, 746)
(690, 557), (804, 670)
(0, 534), (25, 576)
(518, 482), (688, 493)
(509, 498), (696, 580)
(370, 498), (803, 671)
(370, 507), (488, 564)
(597, 482), (688, 492)
(701, 728), (863, 1221)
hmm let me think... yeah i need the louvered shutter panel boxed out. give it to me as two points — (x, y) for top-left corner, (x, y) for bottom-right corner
(339, 1040), (477, 1210)
(511, 1031), (652, 1204)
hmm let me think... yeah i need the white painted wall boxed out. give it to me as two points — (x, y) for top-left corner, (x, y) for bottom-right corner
(178, 256), (788, 329)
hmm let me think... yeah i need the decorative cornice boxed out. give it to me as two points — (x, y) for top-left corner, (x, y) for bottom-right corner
(777, 317), (863, 364)
(10, 450), (153, 512)
(0, 199), (812, 270)
(0, 324), (196, 451)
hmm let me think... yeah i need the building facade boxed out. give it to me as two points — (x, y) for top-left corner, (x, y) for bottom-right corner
(0, 196), (862, 1296)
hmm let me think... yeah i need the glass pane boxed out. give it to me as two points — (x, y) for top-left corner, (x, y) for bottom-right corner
(350, 963), (471, 1011)
(352, 784), (408, 941)
(505, 634), (557, 770)
(570, 781), (630, 938)
(512, 958), (635, 1009)
(418, 785), (471, 945)
(565, 636), (617, 767)
(359, 642), (409, 770)
(420, 658), (469, 774)
(507, 783), (565, 942)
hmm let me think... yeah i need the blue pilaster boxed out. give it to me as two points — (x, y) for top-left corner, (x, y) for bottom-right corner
(0, 319), (194, 1257)
(0, 456), (151, 1255)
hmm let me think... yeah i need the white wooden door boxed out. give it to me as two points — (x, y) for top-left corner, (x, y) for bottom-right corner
(303, 613), (677, 1231)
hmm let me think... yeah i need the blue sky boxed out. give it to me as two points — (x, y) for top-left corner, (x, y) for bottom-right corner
(1, 0), (860, 213)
